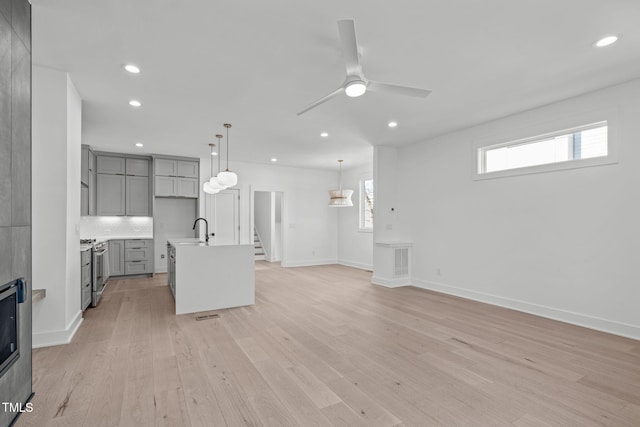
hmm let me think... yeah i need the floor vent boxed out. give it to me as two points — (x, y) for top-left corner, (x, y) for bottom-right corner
(195, 313), (220, 321)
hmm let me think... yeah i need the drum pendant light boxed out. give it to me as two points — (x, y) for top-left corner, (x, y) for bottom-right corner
(203, 142), (222, 194)
(217, 123), (238, 187)
(328, 160), (353, 207)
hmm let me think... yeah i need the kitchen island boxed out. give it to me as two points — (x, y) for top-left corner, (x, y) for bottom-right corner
(167, 238), (255, 315)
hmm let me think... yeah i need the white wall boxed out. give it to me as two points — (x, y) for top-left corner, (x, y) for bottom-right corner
(199, 160), (339, 267)
(337, 162), (374, 270)
(65, 76), (81, 326)
(32, 66), (83, 347)
(254, 191), (273, 258)
(392, 79), (640, 339)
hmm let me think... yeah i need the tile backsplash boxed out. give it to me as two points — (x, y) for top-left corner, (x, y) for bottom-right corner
(80, 216), (153, 239)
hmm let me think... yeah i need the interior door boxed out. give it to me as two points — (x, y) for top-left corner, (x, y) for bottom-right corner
(206, 189), (240, 245)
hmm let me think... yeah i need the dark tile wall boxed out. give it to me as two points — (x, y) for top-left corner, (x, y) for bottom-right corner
(0, 0), (32, 425)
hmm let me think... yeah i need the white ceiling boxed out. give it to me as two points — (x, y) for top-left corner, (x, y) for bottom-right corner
(32, 0), (640, 170)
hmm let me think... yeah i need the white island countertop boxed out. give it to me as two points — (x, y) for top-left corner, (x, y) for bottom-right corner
(167, 238), (255, 315)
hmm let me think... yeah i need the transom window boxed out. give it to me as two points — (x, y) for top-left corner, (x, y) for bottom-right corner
(359, 178), (374, 231)
(478, 122), (608, 175)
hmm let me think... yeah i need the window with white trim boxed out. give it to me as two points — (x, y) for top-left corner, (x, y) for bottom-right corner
(478, 122), (608, 175)
(359, 178), (374, 231)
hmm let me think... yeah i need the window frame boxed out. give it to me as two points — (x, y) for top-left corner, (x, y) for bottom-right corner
(359, 177), (374, 232)
(472, 113), (619, 181)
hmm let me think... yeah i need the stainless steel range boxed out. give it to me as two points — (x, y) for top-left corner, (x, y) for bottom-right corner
(91, 241), (110, 307)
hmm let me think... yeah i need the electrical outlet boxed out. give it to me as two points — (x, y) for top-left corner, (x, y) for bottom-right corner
(161, 254), (165, 259)
(312, 250), (316, 256)
(436, 268), (441, 276)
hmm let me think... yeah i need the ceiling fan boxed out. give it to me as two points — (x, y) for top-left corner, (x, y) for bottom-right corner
(297, 19), (431, 116)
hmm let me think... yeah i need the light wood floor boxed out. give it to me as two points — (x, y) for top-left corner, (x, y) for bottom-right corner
(17, 263), (640, 426)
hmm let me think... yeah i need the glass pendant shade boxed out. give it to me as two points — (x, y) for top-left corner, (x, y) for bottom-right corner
(208, 176), (226, 190)
(203, 181), (220, 194)
(217, 170), (238, 187)
(328, 189), (353, 207)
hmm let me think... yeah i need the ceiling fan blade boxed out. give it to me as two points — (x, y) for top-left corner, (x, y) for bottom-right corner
(296, 87), (344, 115)
(367, 81), (431, 98)
(337, 19), (362, 76)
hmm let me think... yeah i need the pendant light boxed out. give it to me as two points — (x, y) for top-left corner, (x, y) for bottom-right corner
(208, 134), (226, 190)
(203, 142), (222, 194)
(328, 160), (353, 207)
(217, 123), (238, 187)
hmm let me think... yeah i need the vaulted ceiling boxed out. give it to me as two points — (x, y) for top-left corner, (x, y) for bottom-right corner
(32, 0), (640, 169)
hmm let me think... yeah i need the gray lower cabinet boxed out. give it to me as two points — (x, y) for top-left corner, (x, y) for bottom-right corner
(125, 176), (149, 216)
(109, 240), (125, 276)
(81, 249), (92, 311)
(97, 174), (126, 216)
(110, 239), (153, 276)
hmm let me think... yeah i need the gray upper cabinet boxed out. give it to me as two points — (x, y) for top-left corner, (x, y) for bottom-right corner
(126, 176), (149, 216)
(81, 146), (96, 216)
(81, 147), (89, 186)
(155, 159), (177, 176)
(155, 176), (177, 197)
(154, 157), (199, 198)
(177, 161), (198, 178)
(126, 158), (150, 177)
(97, 156), (126, 175)
(92, 154), (150, 217)
(177, 178), (198, 198)
(97, 174), (126, 216)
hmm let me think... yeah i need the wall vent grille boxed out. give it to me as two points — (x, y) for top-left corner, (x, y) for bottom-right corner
(394, 248), (409, 277)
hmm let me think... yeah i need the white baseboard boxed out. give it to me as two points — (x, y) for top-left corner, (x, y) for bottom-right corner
(371, 276), (410, 288)
(338, 260), (373, 271)
(32, 310), (84, 348)
(412, 278), (640, 341)
(283, 259), (337, 268)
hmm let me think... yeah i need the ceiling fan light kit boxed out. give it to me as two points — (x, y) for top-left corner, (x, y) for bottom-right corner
(217, 123), (238, 188)
(297, 19), (431, 115)
(345, 80), (367, 97)
(328, 160), (353, 207)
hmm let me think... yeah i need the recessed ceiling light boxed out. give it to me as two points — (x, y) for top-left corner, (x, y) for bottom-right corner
(129, 99), (142, 107)
(124, 64), (140, 74)
(135, 142), (143, 147)
(388, 121), (398, 128)
(594, 35), (619, 48)
(320, 132), (329, 138)
(271, 158), (278, 162)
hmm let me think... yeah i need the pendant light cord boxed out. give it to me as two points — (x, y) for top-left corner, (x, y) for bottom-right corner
(216, 134), (222, 175)
(226, 124), (230, 171)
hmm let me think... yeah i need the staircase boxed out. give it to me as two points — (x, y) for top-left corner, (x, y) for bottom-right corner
(254, 229), (265, 261)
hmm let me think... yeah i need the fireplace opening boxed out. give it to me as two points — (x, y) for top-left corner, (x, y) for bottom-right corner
(0, 279), (21, 378)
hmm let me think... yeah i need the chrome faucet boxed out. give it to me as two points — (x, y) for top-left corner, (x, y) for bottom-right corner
(192, 218), (210, 243)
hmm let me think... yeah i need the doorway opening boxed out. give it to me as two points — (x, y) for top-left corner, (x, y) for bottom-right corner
(253, 191), (284, 265)
(205, 188), (240, 245)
